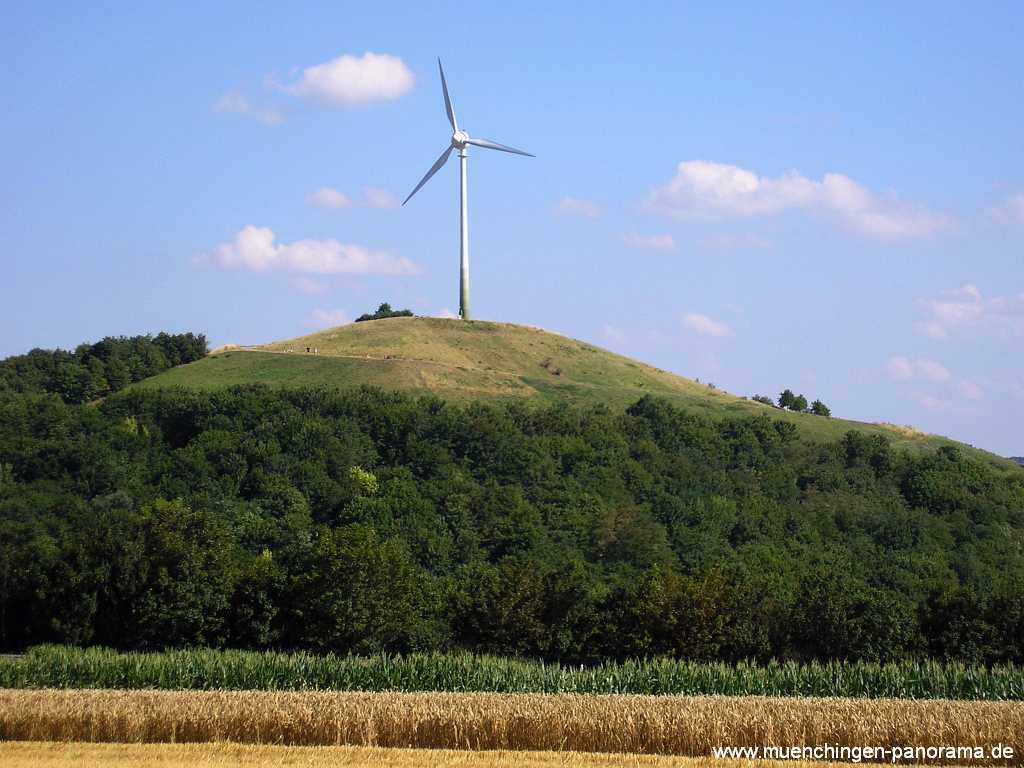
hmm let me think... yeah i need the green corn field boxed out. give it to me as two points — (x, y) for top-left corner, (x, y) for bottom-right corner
(1, 646), (1021, 700)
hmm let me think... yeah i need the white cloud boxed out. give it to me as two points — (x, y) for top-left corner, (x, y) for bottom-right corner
(361, 187), (398, 209)
(306, 308), (349, 328)
(555, 196), (602, 219)
(290, 276), (328, 295)
(212, 91), (284, 125)
(286, 52), (414, 105)
(209, 225), (418, 276)
(886, 356), (951, 383)
(886, 356), (915, 381)
(915, 284), (1024, 341)
(646, 160), (951, 240)
(307, 187), (352, 210)
(915, 359), (952, 383)
(437, 308), (459, 319)
(915, 393), (952, 411)
(622, 233), (676, 251)
(683, 313), (733, 338)
(307, 186), (398, 210)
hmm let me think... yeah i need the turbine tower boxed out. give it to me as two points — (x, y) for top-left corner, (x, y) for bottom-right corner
(403, 59), (533, 321)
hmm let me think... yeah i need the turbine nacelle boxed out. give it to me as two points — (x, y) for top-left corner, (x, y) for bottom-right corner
(403, 59), (534, 209)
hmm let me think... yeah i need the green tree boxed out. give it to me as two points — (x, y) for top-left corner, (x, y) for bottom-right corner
(810, 399), (831, 417)
(121, 499), (238, 649)
(289, 524), (441, 653)
(778, 389), (796, 409)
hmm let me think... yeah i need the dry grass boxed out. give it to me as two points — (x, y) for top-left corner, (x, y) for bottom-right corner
(0, 690), (1021, 764)
(0, 741), (865, 768)
(135, 316), (1015, 467)
(876, 422), (930, 439)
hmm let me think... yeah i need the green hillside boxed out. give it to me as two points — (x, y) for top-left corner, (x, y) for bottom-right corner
(136, 316), (1006, 464)
(5, 324), (1024, 661)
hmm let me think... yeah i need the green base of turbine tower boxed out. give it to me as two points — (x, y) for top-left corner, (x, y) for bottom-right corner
(401, 58), (533, 326)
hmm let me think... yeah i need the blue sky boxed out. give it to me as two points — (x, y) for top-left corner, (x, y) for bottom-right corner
(2, 2), (1022, 455)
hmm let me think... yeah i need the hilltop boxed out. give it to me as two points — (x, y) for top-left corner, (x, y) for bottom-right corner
(137, 316), (1007, 464)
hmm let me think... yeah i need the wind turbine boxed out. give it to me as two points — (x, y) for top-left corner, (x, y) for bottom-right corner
(402, 59), (533, 321)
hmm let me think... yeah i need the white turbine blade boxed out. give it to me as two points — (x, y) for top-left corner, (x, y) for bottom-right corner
(465, 137), (535, 157)
(438, 58), (458, 131)
(403, 146), (453, 206)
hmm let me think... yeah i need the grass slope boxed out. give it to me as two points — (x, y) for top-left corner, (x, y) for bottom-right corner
(135, 317), (1007, 462)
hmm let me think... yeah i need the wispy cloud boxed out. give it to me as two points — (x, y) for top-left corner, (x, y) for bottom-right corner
(306, 308), (349, 328)
(914, 392), (953, 411)
(284, 52), (414, 106)
(212, 91), (284, 125)
(697, 233), (773, 251)
(555, 196), (602, 219)
(207, 225), (418, 275)
(683, 313), (733, 338)
(886, 356), (951, 383)
(887, 355), (990, 409)
(307, 186), (398, 211)
(622, 232), (676, 251)
(307, 187), (352, 210)
(915, 284), (1024, 341)
(646, 160), (951, 240)
(361, 187), (398, 209)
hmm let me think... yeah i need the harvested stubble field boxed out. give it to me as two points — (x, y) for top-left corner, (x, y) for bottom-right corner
(0, 689), (1021, 764)
(0, 741), (857, 768)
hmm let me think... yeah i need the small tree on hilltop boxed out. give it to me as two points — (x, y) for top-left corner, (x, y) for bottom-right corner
(792, 394), (809, 413)
(811, 399), (831, 417)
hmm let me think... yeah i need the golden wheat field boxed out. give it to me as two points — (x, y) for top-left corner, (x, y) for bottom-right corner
(0, 689), (1021, 764)
(0, 741), (878, 768)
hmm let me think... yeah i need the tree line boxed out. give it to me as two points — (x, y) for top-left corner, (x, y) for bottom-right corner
(1, 333), (1023, 663)
(752, 390), (831, 417)
(0, 333), (206, 405)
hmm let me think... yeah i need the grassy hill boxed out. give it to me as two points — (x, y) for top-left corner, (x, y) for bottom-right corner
(136, 316), (1009, 464)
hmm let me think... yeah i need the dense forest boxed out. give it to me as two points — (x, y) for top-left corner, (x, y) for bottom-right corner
(0, 333), (207, 404)
(1, 332), (1023, 663)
